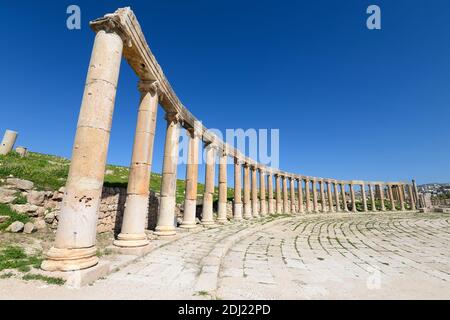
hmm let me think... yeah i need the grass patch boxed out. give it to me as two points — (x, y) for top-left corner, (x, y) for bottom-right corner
(22, 273), (66, 286)
(0, 246), (42, 272)
(195, 290), (210, 297)
(0, 203), (30, 230)
(11, 193), (27, 205)
(0, 272), (14, 279)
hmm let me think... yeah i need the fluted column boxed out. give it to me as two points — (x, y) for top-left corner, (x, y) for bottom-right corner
(398, 184), (405, 211)
(180, 128), (200, 228)
(233, 158), (243, 220)
(290, 177), (296, 213)
(312, 179), (318, 212)
(340, 183), (348, 212)
(267, 173), (274, 214)
(379, 184), (386, 211)
(369, 184), (377, 212)
(350, 183), (357, 213)
(388, 184), (396, 211)
(334, 182), (340, 212)
(155, 113), (181, 236)
(361, 183), (368, 212)
(201, 143), (217, 225)
(327, 181), (334, 212)
(42, 29), (123, 271)
(305, 178), (311, 213)
(243, 164), (252, 219)
(114, 80), (159, 247)
(408, 184), (416, 210)
(259, 169), (267, 216)
(297, 178), (304, 213)
(251, 166), (259, 218)
(282, 175), (290, 214)
(275, 174), (283, 213)
(217, 150), (228, 223)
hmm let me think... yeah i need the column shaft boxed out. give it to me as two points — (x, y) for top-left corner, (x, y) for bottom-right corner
(341, 183), (348, 212)
(350, 184), (357, 212)
(398, 184), (405, 211)
(327, 181), (334, 212)
(217, 151), (228, 223)
(180, 130), (199, 228)
(320, 180), (326, 212)
(361, 184), (368, 212)
(334, 182), (340, 212)
(388, 184), (396, 211)
(379, 184), (386, 211)
(282, 176), (290, 213)
(0, 130), (18, 155)
(369, 184), (377, 212)
(259, 170), (267, 216)
(298, 179), (304, 213)
(305, 179), (311, 212)
(290, 177), (296, 213)
(312, 179), (318, 212)
(267, 174), (274, 214)
(243, 164), (252, 219)
(276, 175), (282, 213)
(408, 184), (416, 210)
(201, 144), (216, 225)
(233, 159), (243, 220)
(251, 167), (259, 217)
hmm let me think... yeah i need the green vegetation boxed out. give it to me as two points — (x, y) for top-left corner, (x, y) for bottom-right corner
(0, 203), (30, 230)
(0, 272), (14, 279)
(0, 246), (42, 273)
(22, 273), (66, 286)
(11, 192), (27, 205)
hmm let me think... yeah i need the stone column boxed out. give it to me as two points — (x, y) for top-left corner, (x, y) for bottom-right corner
(312, 179), (318, 212)
(305, 178), (311, 213)
(361, 183), (368, 212)
(297, 178), (304, 213)
(114, 80), (159, 247)
(233, 158), (243, 220)
(340, 183), (348, 212)
(408, 184), (416, 210)
(180, 129), (199, 228)
(217, 150), (228, 223)
(379, 184), (386, 211)
(290, 177), (296, 213)
(350, 183), (357, 213)
(412, 179), (419, 208)
(155, 113), (181, 235)
(327, 181), (334, 212)
(259, 169), (267, 216)
(267, 173), (274, 214)
(317, 180), (324, 212)
(0, 130), (18, 155)
(275, 174), (283, 213)
(282, 175), (290, 214)
(41, 29), (123, 271)
(251, 166), (259, 218)
(334, 182), (340, 212)
(243, 164), (252, 219)
(388, 184), (396, 211)
(398, 184), (405, 211)
(201, 143), (217, 225)
(369, 184), (377, 212)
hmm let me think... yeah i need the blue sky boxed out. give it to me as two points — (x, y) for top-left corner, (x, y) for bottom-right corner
(0, 0), (449, 185)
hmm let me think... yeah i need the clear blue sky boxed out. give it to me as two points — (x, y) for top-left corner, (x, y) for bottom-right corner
(1, 0), (449, 185)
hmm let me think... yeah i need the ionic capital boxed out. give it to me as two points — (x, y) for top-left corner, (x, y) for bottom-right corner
(138, 80), (159, 95)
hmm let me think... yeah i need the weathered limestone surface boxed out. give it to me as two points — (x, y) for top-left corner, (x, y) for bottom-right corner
(0, 130), (18, 155)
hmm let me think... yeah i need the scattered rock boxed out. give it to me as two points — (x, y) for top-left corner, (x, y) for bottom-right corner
(10, 204), (39, 216)
(105, 169), (114, 175)
(33, 218), (47, 230)
(6, 178), (34, 191)
(44, 212), (55, 224)
(23, 222), (36, 234)
(26, 190), (46, 206)
(0, 215), (10, 223)
(0, 187), (17, 204)
(6, 221), (24, 233)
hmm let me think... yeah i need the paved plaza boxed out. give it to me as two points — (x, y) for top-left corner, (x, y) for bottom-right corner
(1, 211), (449, 299)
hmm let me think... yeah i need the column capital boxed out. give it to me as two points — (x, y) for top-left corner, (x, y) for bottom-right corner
(138, 80), (159, 95)
(90, 13), (132, 46)
(164, 112), (180, 123)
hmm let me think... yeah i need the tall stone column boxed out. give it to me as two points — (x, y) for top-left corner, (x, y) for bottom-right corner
(275, 174), (282, 213)
(180, 129), (200, 228)
(388, 184), (396, 211)
(312, 179), (318, 212)
(251, 166), (259, 218)
(398, 184), (405, 211)
(114, 80), (159, 247)
(408, 184), (416, 210)
(217, 150), (228, 223)
(334, 182), (340, 212)
(341, 183), (348, 212)
(233, 158), (243, 220)
(290, 177), (296, 213)
(0, 130), (18, 155)
(259, 169), (267, 216)
(42, 30), (123, 271)
(155, 113), (181, 235)
(379, 184), (386, 211)
(361, 183), (368, 212)
(282, 175), (290, 214)
(319, 180), (326, 212)
(369, 184), (377, 212)
(326, 181), (334, 212)
(305, 178), (311, 213)
(412, 179), (419, 208)
(243, 164), (252, 219)
(201, 143), (217, 225)
(350, 183), (357, 213)
(297, 178), (304, 213)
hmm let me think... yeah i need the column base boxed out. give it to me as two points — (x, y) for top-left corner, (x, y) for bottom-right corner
(201, 219), (216, 226)
(154, 225), (177, 236)
(179, 222), (198, 229)
(113, 232), (149, 248)
(41, 246), (98, 272)
(216, 218), (228, 224)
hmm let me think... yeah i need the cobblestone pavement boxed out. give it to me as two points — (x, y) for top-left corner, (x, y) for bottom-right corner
(1, 212), (449, 299)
